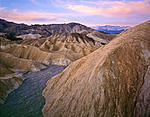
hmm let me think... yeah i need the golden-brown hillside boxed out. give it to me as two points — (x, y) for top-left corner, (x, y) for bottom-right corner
(42, 20), (150, 117)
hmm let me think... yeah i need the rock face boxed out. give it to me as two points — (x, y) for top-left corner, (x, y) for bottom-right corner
(42, 20), (150, 117)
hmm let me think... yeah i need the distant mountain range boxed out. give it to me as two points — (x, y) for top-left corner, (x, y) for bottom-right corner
(0, 19), (117, 69)
(92, 25), (131, 34)
(0, 19), (130, 37)
(0, 19), (116, 42)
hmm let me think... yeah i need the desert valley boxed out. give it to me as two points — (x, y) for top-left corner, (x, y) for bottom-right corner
(0, 18), (150, 117)
(0, 0), (150, 117)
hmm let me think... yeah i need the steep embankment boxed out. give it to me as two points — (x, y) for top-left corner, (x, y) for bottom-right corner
(42, 20), (150, 117)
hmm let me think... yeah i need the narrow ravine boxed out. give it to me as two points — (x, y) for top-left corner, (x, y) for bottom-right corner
(0, 65), (66, 117)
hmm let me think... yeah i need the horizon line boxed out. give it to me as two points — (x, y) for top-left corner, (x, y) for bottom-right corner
(0, 18), (134, 27)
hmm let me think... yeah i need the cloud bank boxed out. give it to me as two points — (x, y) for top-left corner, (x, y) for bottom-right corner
(0, 0), (149, 25)
(0, 8), (67, 24)
(67, 0), (150, 17)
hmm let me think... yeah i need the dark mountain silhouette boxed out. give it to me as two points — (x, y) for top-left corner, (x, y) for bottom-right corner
(0, 19), (93, 37)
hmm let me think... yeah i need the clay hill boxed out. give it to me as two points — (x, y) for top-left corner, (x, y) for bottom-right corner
(0, 19), (117, 72)
(42, 20), (150, 117)
(0, 33), (102, 71)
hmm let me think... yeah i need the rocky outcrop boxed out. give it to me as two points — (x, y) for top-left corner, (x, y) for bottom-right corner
(42, 20), (150, 117)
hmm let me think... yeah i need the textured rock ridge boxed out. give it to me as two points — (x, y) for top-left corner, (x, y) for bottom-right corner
(42, 20), (150, 117)
(0, 33), (101, 67)
(21, 33), (100, 54)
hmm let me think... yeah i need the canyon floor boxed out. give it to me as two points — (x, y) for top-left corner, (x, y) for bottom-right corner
(0, 65), (66, 117)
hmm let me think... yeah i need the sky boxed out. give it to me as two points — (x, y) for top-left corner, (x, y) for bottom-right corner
(0, 0), (150, 26)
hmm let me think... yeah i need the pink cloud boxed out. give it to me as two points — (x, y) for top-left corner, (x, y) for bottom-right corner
(67, 0), (150, 17)
(0, 8), (67, 24)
